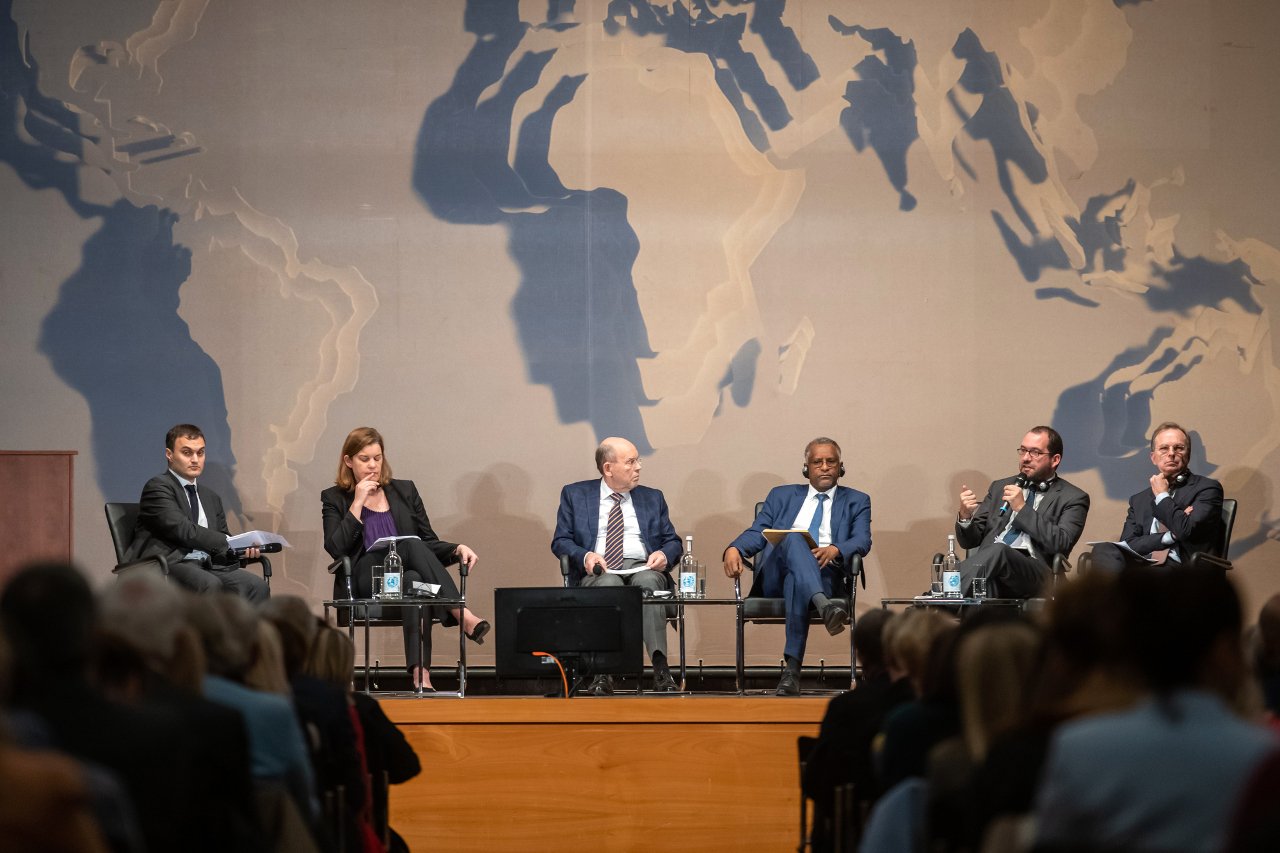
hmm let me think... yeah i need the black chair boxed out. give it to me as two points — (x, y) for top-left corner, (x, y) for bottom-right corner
(1075, 497), (1237, 574)
(327, 554), (468, 695)
(733, 503), (863, 692)
(1188, 497), (1237, 570)
(104, 501), (271, 585)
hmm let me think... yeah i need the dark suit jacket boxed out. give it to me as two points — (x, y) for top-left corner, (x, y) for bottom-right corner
(1118, 472), (1223, 562)
(321, 479), (458, 566)
(551, 479), (683, 586)
(956, 475), (1089, 565)
(728, 483), (873, 578)
(128, 470), (236, 566)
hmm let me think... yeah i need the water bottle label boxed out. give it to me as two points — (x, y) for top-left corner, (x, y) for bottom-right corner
(384, 572), (402, 599)
(679, 571), (697, 597)
(943, 570), (961, 595)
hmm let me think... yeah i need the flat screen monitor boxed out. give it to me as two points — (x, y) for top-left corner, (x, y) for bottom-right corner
(494, 585), (643, 679)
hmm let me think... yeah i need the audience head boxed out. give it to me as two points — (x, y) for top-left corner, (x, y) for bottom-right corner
(259, 596), (320, 679)
(0, 561), (96, 686)
(1119, 566), (1245, 702)
(886, 607), (952, 693)
(98, 570), (184, 671)
(853, 609), (894, 680)
(185, 592), (259, 681)
(336, 426), (391, 490)
(243, 619), (290, 696)
(956, 619), (1041, 760)
(596, 437), (642, 492)
(305, 625), (356, 691)
(1255, 593), (1280, 674)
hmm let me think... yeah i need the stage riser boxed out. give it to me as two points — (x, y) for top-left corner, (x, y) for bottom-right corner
(385, 697), (828, 851)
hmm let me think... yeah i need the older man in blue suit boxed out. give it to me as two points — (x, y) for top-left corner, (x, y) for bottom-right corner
(552, 436), (684, 693)
(724, 437), (872, 696)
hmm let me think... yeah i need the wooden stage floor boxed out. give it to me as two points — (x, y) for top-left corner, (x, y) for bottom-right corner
(383, 695), (831, 852)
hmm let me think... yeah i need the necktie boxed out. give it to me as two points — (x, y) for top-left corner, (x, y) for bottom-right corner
(808, 493), (828, 546)
(603, 493), (624, 570)
(184, 484), (200, 525)
(1000, 490), (1030, 545)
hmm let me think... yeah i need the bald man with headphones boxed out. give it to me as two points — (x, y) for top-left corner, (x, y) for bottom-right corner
(1088, 422), (1224, 571)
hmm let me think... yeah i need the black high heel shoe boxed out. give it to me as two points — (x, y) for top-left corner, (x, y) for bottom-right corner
(466, 620), (491, 645)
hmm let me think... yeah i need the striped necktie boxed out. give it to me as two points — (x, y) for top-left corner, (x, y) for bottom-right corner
(603, 492), (624, 570)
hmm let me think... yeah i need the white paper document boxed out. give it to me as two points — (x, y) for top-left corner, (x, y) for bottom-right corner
(1084, 540), (1160, 563)
(369, 535), (421, 550)
(227, 530), (292, 549)
(606, 565), (649, 576)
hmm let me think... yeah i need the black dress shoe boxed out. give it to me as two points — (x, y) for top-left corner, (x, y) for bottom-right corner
(776, 669), (801, 696)
(653, 669), (678, 692)
(586, 674), (614, 696)
(466, 620), (491, 645)
(821, 602), (849, 636)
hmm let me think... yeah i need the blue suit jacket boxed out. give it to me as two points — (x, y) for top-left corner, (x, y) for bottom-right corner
(728, 484), (872, 579)
(551, 479), (683, 586)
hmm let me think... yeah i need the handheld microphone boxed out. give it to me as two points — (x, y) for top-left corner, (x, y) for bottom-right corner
(998, 475), (1030, 516)
(232, 542), (283, 557)
(592, 565), (604, 576)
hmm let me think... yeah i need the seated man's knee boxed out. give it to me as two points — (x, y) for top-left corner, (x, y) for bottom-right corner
(1088, 543), (1127, 573)
(583, 571), (623, 587)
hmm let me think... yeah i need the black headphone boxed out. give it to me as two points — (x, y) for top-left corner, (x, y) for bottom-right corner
(1170, 469), (1191, 488)
(1015, 474), (1052, 493)
(803, 462), (846, 478)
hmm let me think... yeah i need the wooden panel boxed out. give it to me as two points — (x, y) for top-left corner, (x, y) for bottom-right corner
(384, 697), (828, 852)
(0, 451), (76, 587)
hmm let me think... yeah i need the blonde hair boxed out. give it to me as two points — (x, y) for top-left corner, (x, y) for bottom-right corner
(244, 620), (291, 696)
(304, 625), (356, 691)
(887, 607), (951, 684)
(335, 426), (393, 490)
(956, 621), (1040, 761)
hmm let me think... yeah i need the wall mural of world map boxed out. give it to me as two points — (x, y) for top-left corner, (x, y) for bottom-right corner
(2, 0), (1278, 660)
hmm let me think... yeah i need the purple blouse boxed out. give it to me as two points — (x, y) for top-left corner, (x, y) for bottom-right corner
(361, 507), (399, 552)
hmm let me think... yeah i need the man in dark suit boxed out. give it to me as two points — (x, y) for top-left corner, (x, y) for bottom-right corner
(957, 425), (1089, 598)
(551, 436), (684, 693)
(128, 423), (269, 601)
(1088, 421), (1223, 571)
(723, 437), (872, 695)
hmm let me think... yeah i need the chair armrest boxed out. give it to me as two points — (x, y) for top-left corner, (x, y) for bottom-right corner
(113, 555), (168, 576)
(327, 556), (352, 576)
(847, 553), (865, 590)
(559, 554), (572, 588)
(732, 575), (742, 602)
(240, 554), (272, 579)
(1188, 552), (1233, 571)
(1075, 552), (1093, 576)
(1051, 554), (1070, 577)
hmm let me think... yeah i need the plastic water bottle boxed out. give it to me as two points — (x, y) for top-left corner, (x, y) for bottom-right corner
(384, 539), (403, 600)
(679, 535), (697, 599)
(943, 534), (962, 598)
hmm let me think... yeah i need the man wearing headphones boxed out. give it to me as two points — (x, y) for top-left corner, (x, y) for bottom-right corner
(1088, 422), (1224, 571)
(957, 425), (1090, 598)
(724, 437), (872, 696)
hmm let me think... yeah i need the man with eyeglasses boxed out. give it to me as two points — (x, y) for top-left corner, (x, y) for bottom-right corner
(1087, 422), (1223, 571)
(724, 437), (872, 695)
(955, 426), (1089, 598)
(552, 436), (683, 693)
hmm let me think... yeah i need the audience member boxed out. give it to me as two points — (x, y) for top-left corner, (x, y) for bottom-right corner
(1034, 567), (1276, 852)
(1, 561), (197, 853)
(308, 625), (422, 853)
(185, 592), (317, 833)
(96, 572), (265, 853)
(802, 609), (912, 851)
